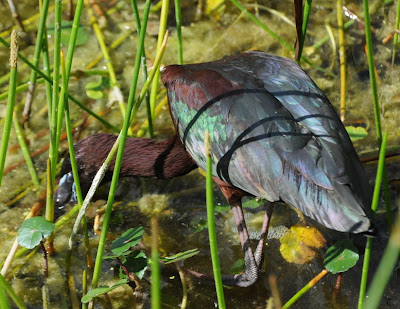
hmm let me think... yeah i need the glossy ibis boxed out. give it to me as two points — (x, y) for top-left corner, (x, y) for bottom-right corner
(56, 51), (373, 287)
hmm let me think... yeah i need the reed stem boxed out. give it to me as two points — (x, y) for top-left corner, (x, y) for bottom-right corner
(358, 132), (388, 308)
(205, 132), (226, 309)
(90, 0), (152, 289)
(0, 30), (18, 188)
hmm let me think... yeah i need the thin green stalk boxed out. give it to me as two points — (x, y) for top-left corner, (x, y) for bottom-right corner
(391, 0), (400, 64)
(90, 0), (152, 289)
(297, 0), (312, 62)
(204, 132), (226, 309)
(55, 0), (84, 152)
(282, 269), (328, 308)
(363, 0), (382, 141)
(0, 30), (18, 188)
(131, 0), (153, 136)
(69, 29), (168, 283)
(358, 132), (388, 308)
(363, 0), (392, 228)
(151, 217), (161, 309)
(0, 36), (119, 132)
(0, 284), (10, 309)
(21, 0), (50, 122)
(174, 0), (183, 64)
(46, 0), (63, 224)
(12, 111), (39, 187)
(61, 49), (94, 300)
(230, 0), (334, 77)
(0, 273), (26, 309)
(61, 49), (92, 259)
(149, 0), (169, 119)
(364, 213), (400, 309)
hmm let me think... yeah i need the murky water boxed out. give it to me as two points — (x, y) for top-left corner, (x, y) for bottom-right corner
(0, 0), (399, 308)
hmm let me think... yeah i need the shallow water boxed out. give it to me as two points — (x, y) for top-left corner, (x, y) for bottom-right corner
(0, 0), (400, 308)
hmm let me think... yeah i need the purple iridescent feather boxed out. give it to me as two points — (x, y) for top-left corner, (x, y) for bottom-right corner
(161, 50), (372, 233)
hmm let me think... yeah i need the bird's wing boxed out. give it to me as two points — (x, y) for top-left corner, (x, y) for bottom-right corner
(162, 54), (371, 232)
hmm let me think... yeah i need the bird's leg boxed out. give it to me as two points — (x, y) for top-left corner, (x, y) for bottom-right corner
(213, 180), (272, 286)
(254, 202), (274, 267)
(228, 201), (273, 286)
(229, 202), (259, 286)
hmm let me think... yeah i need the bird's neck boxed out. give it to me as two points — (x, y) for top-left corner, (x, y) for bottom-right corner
(115, 135), (198, 179)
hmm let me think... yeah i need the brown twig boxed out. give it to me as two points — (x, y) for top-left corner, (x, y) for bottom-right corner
(382, 30), (400, 44)
(269, 274), (282, 309)
(293, 0), (303, 62)
(332, 273), (343, 302)
(6, 0), (26, 33)
(87, 0), (107, 28)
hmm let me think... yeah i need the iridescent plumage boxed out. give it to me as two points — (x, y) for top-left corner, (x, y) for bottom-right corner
(162, 50), (372, 234)
(56, 51), (373, 288)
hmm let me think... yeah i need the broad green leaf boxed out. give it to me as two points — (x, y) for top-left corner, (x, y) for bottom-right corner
(48, 21), (88, 46)
(160, 248), (200, 264)
(346, 126), (368, 142)
(17, 217), (55, 249)
(111, 226), (144, 256)
(119, 250), (148, 279)
(324, 239), (359, 274)
(81, 279), (128, 303)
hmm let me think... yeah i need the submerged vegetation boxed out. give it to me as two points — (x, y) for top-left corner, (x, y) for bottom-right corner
(0, 0), (399, 308)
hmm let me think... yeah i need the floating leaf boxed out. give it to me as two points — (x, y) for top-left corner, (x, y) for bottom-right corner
(48, 21), (88, 46)
(243, 198), (265, 209)
(111, 226), (144, 256)
(81, 279), (128, 303)
(85, 77), (110, 99)
(161, 248), (200, 264)
(230, 259), (245, 274)
(214, 204), (230, 213)
(119, 250), (148, 279)
(216, 198), (264, 212)
(324, 239), (359, 274)
(346, 126), (368, 142)
(279, 224), (326, 264)
(86, 89), (104, 99)
(17, 217), (55, 249)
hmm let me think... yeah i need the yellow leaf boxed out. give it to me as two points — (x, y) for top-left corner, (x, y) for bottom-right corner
(206, 0), (225, 19)
(279, 224), (326, 264)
